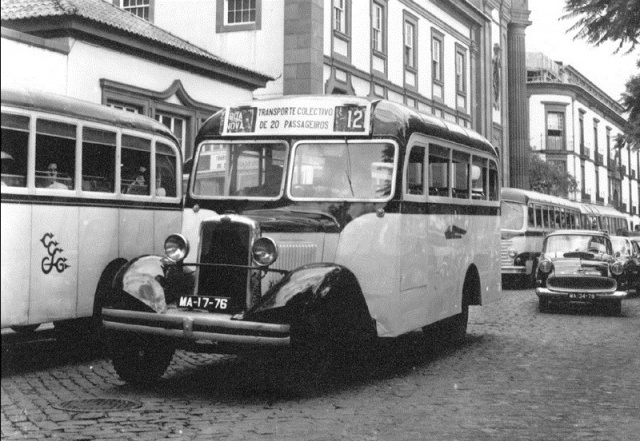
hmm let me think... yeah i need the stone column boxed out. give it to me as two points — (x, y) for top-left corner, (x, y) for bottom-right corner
(507, 8), (531, 189)
(283, 0), (324, 95)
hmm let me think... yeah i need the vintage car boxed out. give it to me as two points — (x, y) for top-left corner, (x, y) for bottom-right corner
(535, 230), (627, 314)
(610, 235), (640, 296)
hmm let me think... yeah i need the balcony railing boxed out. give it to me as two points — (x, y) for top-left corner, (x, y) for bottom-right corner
(621, 165), (627, 175)
(596, 196), (604, 204)
(596, 153), (604, 165)
(581, 146), (590, 158)
(622, 203), (628, 212)
(581, 192), (591, 202)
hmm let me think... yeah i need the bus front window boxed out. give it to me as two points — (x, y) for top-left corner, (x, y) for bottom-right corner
(501, 201), (525, 230)
(290, 142), (395, 200)
(192, 142), (287, 198)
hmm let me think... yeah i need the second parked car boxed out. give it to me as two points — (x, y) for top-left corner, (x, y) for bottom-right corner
(610, 235), (640, 296)
(535, 230), (628, 315)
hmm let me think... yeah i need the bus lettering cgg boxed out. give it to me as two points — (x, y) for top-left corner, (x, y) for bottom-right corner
(102, 96), (502, 387)
(1, 88), (182, 336)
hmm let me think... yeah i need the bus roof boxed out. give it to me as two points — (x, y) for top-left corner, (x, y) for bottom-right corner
(195, 95), (497, 157)
(579, 202), (628, 218)
(501, 187), (582, 209)
(1, 87), (180, 146)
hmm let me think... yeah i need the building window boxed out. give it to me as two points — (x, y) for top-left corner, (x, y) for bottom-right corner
(216, 0), (262, 33)
(226, 0), (256, 25)
(546, 111), (565, 150)
(372, 3), (384, 53)
(155, 112), (187, 150)
(115, 0), (153, 21)
(593, 119), (599, 153)
(404, 22), (415, 68)
(432, 30), (444, 100)
(403, 13), (418, 89)
(334, 0), (346, 34)
(102, 80), (219, 159)
(455, 44), (467, 110)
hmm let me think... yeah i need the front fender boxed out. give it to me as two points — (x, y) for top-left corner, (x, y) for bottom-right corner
(245, 263), (376, 343)
(111, 255), (194, 313)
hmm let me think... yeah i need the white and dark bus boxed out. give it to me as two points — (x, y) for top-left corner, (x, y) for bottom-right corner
(500, 188), (582, 287)
(102, 95), (501, 387)
(579, 202), (630, 235)
(1, 88), (182, 335)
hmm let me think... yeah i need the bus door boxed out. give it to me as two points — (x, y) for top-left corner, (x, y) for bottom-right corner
(30, 118), (79, 324)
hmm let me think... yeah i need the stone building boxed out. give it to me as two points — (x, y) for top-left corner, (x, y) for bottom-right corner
(527, 52), (640, 228)
(101, 0), (531, 187)
(1, 0), (272, 159)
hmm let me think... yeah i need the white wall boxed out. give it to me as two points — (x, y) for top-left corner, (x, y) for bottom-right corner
(1, 37), (68, 94)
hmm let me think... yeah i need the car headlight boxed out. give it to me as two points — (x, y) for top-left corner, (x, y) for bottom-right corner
(252, 237), (278, 266)
(508, 249), (517, 258)
(164, 234), (189, 262)
(538, 259), (553, 274)
(610, 261), (624, 276)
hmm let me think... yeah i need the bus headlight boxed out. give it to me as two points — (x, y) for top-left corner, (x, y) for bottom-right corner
(508, 249), (517, 258)
(538, 259), (554, 274)
(252, 237), (278, 266)
(610, 261), (624, 276)
(164, 234), (189, 262)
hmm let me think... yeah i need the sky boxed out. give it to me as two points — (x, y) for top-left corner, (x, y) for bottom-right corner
(526, 0), (639, 102)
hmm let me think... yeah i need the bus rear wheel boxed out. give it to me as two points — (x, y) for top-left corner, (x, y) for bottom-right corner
(108, 332), (175, 385)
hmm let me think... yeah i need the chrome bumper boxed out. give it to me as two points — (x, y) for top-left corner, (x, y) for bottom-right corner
(501, 265), (527, 275)
(535, 287), (628, 300)
(102, 307), (290, 347)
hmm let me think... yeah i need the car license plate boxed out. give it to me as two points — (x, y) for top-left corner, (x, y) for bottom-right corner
(568, 293), (596, 300)
(178, 296), (230, 312)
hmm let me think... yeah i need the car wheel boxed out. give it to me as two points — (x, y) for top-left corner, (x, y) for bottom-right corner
(538, 298), (552, 313)
(108, 332), (175, 385)
(10, 324), (40, 333)
(604, 299), (622, 316)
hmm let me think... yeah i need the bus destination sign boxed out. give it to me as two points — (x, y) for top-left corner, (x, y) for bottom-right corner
(223, 102), (371, 136)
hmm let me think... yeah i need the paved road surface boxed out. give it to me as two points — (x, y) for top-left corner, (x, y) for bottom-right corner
(2, 289), (639, 440)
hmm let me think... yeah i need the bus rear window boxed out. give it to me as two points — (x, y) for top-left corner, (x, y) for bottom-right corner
(290, 142), (395, 200)
(501, 201), (525, 230)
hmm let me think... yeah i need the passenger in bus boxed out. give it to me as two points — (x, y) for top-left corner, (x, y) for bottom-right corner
(126, 166), (149, 195)
(155, 173), (166, 197)
(1, 151), (14, 186)
(44, 163), (69, 190)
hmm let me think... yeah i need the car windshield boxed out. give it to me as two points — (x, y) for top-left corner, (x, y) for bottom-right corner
(544, 234), (610, 255)
(290, 142), (395, 200)
(610, 237), (630, 256)
(501, 201), (525, 230)
(192, 142), (287, 198)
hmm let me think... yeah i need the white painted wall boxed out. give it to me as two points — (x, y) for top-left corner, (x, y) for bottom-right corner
(1, 38), (67, 94)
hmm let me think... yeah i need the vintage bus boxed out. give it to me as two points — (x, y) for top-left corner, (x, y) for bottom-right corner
(102, 96), (501, 387)
(1, 88), (182, 336)
(500, 188), (582, 287)
(579, 202), (630, 235)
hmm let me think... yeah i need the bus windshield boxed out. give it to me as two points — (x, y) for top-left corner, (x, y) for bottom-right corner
(501, 201), (525, 230)
(290, 141), (395, 200)
(192, 142), (287, 198)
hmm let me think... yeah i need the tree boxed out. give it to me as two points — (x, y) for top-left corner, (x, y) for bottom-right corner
(528, 151), (578, 198)
(621, 61), (640, 149)
(562, 0), (640, 53)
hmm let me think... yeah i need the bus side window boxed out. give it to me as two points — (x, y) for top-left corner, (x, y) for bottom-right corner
(122, 135), (151, 195)
(528, 205), (535, 227)
(452, 150), (469, 199)
(1, 113), (29, 188)
(471, 157), (485, 200)
(535, 206), (542, 228)
(488, 161), (499, 201)
(406, 146), (425, 195)
(428, 144), (449, 197)
(35, 119), (75, 190)
(156, 142), (177, 197)
(82, 127), (115, 193)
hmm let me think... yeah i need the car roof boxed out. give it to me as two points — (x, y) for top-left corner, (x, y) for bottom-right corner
(546, 229), (609, 237)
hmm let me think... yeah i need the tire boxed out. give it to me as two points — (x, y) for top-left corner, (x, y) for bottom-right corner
(604, 299), (622, 316)
(538, 297), (552, 313)
(109, 332), (175, 385)
(10, 324), (40, 333)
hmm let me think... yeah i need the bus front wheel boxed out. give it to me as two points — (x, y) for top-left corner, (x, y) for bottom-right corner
(109, 332), (175, 385)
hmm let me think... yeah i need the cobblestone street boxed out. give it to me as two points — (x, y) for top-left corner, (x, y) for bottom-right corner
(2, 289), (639, 441)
